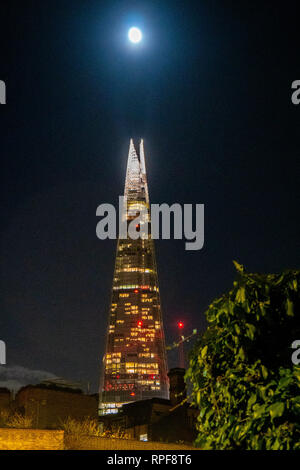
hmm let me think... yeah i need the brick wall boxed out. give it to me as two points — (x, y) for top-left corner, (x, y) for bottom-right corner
(0, 428), (64, 450)
(68, 435), (197, 451)
(16, 387), (98, 428)
(0, 429), (196, 450)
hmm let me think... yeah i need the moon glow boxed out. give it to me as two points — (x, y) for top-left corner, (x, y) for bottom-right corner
(128, 27), (142, 43)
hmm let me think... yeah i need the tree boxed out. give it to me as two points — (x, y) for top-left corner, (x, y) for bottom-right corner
(186, 263), (300, 449)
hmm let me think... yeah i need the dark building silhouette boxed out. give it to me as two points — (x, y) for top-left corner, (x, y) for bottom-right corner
(15, 380), (98, 429)
(0, 388), (11, 413)
(99, 368), (198, 444)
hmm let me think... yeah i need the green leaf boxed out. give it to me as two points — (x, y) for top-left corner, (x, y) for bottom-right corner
(278, 375), (293, 389)
(201, 345), (208, 358)
(289, 279), (297, 291)
(261, 365), (268, 380)
(235, 287), (246, 303)
(269, 402), (284, 419)
(238, 347), (245, 361)
(233, 260), (244, 273)
(247, 394), (257, 408)
(286, 299), (294, 316)
(245, 323), (256, 340)
(272, 439), (280, 450)
(253, 404), (267, 419)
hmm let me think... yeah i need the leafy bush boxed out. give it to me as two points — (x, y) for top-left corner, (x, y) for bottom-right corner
(187, 263), (300, 449)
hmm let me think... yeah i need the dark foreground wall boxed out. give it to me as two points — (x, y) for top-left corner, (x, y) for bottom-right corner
(0, 429), (64, 450)
(0, 428), (196, 450)
(65, 435), (196, 450)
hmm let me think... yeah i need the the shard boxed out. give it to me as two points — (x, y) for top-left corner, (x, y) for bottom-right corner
(99, 139), (169, 415)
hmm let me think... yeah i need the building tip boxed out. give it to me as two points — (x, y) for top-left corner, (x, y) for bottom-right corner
(129, 138), (144, 156)
(129, 138), (143, 149)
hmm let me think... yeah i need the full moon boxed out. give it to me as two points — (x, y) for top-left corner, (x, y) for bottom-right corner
(128, 27), (142, 44)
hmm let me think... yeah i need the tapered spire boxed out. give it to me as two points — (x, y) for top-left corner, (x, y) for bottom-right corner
(99, 140), (168, 415)
(124, 138), (149, 203)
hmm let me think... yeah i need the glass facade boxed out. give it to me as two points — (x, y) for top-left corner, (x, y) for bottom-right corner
(99, 139), (169, 415)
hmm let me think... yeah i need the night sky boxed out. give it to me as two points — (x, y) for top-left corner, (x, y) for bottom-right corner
(0, 0), (299, 392)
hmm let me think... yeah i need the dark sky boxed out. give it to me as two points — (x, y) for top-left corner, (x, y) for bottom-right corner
(0, 0), (299, 392)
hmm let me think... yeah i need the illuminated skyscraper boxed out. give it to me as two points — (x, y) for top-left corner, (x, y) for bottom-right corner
(99, 139), (169, 415)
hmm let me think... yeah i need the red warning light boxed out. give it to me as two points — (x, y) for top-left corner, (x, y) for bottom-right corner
(116, 375), (120, 379)
(134, 289), (139, 293)
(178, 321), (184, 329)
(130, 392), (135, 396)
(137, 320), (143, 328)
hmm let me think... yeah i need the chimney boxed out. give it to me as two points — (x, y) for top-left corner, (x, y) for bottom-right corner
(167, 368), (186, 407)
